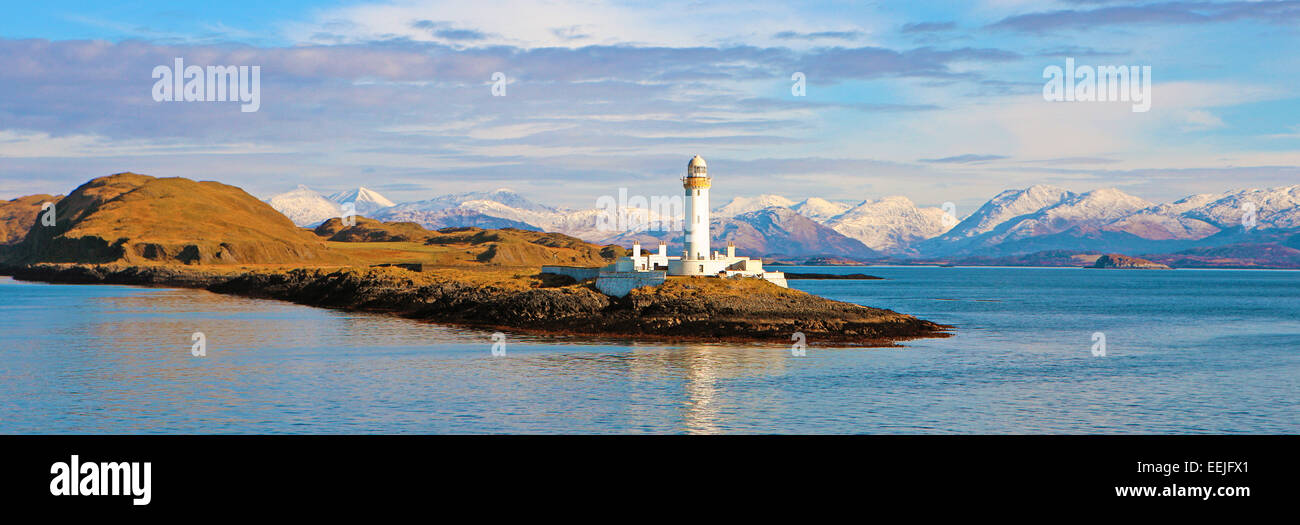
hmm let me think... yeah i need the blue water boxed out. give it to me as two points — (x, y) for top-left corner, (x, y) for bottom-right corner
(0, 267), (1296, 434)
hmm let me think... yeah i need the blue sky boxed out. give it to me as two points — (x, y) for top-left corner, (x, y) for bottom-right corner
(1, 0), (1297, 212)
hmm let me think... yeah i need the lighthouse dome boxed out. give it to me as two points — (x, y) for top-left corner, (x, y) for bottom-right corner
(686, 155), (708, 177)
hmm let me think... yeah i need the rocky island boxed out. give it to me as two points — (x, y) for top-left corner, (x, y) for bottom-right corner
(0, 172), (950, 346)
(1088, 253), (1172, 269)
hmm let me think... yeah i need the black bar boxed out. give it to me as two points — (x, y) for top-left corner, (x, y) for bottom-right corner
(2, 435), (1291, 513)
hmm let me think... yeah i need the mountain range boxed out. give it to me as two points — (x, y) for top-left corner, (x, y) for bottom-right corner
(262, 183), (1300, 267)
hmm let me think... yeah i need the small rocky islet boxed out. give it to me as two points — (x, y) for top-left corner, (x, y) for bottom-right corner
(0, 172), (951, 347)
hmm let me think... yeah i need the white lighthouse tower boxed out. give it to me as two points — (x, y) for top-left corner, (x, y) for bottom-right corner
(683, 155), (711, 260)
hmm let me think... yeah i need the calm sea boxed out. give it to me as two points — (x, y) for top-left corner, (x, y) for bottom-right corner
(1, 267), (1296, 434)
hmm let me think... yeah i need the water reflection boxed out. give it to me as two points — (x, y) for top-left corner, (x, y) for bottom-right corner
(622, 344), (789, 434)
(3, 271), (1298, 434)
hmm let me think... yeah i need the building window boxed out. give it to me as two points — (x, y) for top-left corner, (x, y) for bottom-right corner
(698, 265), (704, 272)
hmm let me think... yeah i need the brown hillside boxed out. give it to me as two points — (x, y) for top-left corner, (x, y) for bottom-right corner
(3, 174), (632, 270)
(0, 194), (61, 245)
(314, 216), (433, 242)
(426, 227), (626, 266)
(13, 173), (330, 265)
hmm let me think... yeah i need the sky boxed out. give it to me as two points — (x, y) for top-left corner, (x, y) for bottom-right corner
(0, 0), (1297, 213)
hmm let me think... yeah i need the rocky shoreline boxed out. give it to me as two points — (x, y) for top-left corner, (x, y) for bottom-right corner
(3, 263), (951, 347)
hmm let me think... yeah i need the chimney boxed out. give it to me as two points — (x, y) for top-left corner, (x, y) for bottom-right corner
(726, 242), (735, 258)
(658, 242), (667, 256)
(632, 241), (641, 259)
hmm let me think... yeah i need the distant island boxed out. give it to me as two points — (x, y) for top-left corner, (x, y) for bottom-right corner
(782, 272), (883, 280)
(0, 172), (949, 347)
(1088, 254), (1171, 269)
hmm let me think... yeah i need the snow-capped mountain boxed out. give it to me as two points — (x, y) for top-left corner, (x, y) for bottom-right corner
(921, 187), (1154, 256)
(937, 184), (1075, 241)
(992, 188), (1153, 242)
(378, 189), (554, 216)
(327, 187), (395, 217)
(265, 185), (341, 227)
(713, 194), (797, 217)
(1101, 192), (1225, 241)
(912, 185), (1300, 258)
(400, 207), (541, 231)
(792, 197), (855, 223)
(548, 206), (681, 242)
(1178, 185), (1300, 230)
(1101, 186), (1300, 242)
(823, 196), (954, 254)
(729, 207), (877, 258)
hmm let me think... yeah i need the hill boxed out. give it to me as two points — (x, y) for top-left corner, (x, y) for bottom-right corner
(0, 194), (60, 245)
(1144, 243), (1300, 269)
(10, 173), (331, 265)
(425, 227), (626, 266)
(926, 249), (1103, 267)
(0, 173), (637, 271)
(314, 216), (433, 242)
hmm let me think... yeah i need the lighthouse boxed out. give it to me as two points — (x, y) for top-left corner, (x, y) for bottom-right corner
(542, 154), (786, 295)
(683, 155), (711, 260)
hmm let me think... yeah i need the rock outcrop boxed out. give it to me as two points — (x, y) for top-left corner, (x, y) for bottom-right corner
(8, 263), (950, 346)
(1089, 254), (1171, 269)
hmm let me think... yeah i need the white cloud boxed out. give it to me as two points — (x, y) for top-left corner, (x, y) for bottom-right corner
(284, 0), (885, 49)
(0, 130), (287, 158)
(1179, 109), (1225, 131)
